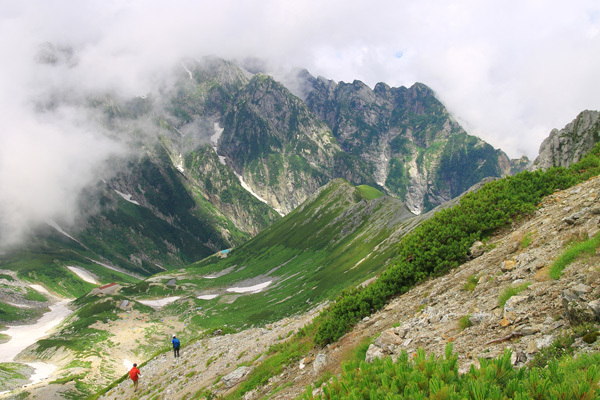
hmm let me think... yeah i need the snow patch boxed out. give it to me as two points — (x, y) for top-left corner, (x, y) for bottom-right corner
(137, 296), (181, 308)
(114, 190), (140, 205)
(234, 172), (284, 216)
(0, 300), (72, 363)
(181, 61), (193, 80)
(176, 153), (184, 173)
(87, 258), (142, 279)
(46, 220), (82, 244)
(123, 359), (134, 372)
(25, 362), (57, 386)
(197, 294), (218, 300)
(67, 266), (98, 284)
(227, 281), (271, 294)
(29, 284), (50, 295)
(7, 302), (31, 309)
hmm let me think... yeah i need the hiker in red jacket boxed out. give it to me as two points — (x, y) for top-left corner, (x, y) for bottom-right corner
(129, 363), (142, 391)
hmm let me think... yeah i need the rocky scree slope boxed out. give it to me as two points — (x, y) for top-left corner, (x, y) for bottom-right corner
(99, 174), (600, 400)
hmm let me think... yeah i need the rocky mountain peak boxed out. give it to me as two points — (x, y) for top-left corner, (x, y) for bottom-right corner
(532, 110), (600, 170)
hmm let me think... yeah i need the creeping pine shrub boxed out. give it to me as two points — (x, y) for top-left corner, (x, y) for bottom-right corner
(314, 143), (600, 346)
(302, 344), (600, 400)
(458, 315), (472, 331)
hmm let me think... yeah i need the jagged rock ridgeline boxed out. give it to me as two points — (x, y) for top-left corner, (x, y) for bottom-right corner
(296, 71), (526, 214)
(532, 110), (600, 170)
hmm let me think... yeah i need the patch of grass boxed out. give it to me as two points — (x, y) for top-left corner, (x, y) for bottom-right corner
(498, 282), (531, 308)
(458, 315), (472, 331)
(0, 301), (38, 322)
(462, 274), (478, 292)
(206, 356), (217, 367)
(521, 231), (534, 248)
(356, 185), (384, 200)
(0, 273), (14, 281)
(0, 334), (9, 345)
(49, 373), (85, 385)
(549, 231), (600, 279)
(23, 287), (47, 302)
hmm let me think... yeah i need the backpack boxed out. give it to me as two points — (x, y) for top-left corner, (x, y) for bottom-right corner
(172, 337), (180, 349)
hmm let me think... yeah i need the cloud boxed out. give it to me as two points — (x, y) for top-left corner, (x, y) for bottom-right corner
(1, 0), (599, 246)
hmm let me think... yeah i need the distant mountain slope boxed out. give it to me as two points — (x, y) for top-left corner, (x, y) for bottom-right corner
(0, 56), (529, 295)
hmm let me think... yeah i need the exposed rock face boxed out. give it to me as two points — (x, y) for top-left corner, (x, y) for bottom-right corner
(299, 71), (521, 214)
(532, 110), (600, 170)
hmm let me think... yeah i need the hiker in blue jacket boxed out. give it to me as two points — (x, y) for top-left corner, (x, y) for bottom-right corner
(172, 334), (180, 358)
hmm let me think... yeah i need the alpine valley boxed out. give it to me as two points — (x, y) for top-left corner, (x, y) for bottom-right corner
(1, 54), (600, 400)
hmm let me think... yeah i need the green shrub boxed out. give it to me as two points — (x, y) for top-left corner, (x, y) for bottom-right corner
(463, 275), (478, 292)
(458, 315), (472, 331)
(302, 344), (600, 400)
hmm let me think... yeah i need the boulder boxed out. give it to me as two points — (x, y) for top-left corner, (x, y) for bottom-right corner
(469, 313), (489, 325)
(222, 366), (252, 388)
(375, 330), (402, 352)
(313, 353), (328, 373)
(501, 260), (516, 272)
(504, 295), (529, 313)
(468, 241), (485, 259)
(365, 344), (386, 363)
(562, 289), (595, 324)
(588, 299), (600, 318)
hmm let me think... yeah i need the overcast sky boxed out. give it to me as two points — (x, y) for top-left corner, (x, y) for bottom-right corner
(0, 0), (599, 245)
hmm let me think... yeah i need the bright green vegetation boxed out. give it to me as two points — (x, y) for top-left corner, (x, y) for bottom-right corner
(122, 179), (415, 332)
(549, 231), (600, 279)
(23, 287), (47, 302)
(314, 143), (600, 345)
(458, 315), (472, 331)
(0, 273), (14, 281)
(0, 244), (140, 299)
(0, 333), (10, 344)
(462, 275), (478, 292)
(356, 185), (384, 200)
(0, 301), (38, 322)
(498, 282), (531, 308)
(301, 345), (600, 400)
(0, 363), (34, 391)
(35, 295), (120, 354)
(521, 231), (534, 249)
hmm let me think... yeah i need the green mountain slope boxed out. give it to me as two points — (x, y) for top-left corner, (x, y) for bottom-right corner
(122, 179), (418, 329)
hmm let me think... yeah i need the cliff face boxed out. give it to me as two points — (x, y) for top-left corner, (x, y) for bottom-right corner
(299, 72), (518, 214)
(532, 110), (600, 170)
